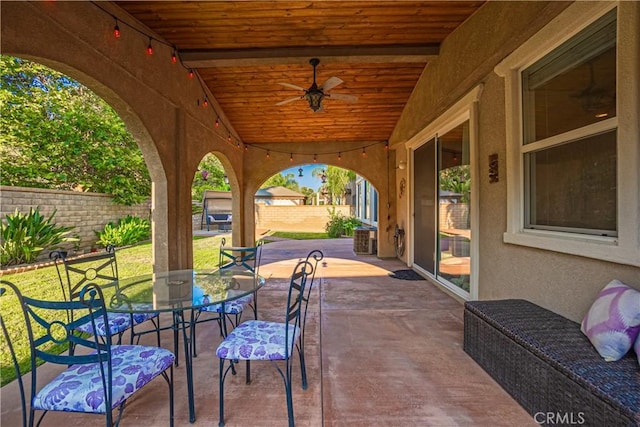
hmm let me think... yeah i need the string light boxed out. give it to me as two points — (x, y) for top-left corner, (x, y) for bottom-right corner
(93, 4), (243, 151)
(241, 141), (387, 161)
(384, 141), (389, 150)
(236, 141), (241, 148)
(113, 19), (120, 38)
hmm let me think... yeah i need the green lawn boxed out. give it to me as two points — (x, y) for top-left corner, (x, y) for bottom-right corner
(0, 234), (226, 386)
(264, 231), (329, 240)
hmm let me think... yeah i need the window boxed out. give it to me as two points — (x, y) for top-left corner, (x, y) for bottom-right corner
(496, 2), (639, 267)
(522, 10), (616, 237)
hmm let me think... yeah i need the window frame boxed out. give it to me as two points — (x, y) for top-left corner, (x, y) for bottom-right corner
(495, 1), (640, 267)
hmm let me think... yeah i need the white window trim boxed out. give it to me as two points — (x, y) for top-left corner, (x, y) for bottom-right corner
(495, 1), (640, 267)
(405, 84), (482, 300)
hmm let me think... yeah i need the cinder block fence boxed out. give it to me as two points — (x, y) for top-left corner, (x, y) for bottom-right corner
(0, 186), (149, 254)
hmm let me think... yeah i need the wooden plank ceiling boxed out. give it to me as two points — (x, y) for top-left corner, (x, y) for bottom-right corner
(116, 1), (485, 146)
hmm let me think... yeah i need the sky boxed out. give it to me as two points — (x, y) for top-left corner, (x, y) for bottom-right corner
(280, 163), (327, 191)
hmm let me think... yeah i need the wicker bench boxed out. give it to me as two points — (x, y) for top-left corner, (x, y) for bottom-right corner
(464, 299), (640, 426)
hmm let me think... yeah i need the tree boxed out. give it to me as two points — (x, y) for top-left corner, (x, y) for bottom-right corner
(0, 56), (151, 205)
(261, 172), (300, 192)
(312, 166), (355, 205)
(440, 165), (470, 203)
(300, 186), (316, 205)
(191, 153), (229, 201)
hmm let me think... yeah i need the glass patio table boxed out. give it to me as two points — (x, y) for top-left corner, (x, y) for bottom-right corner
(108, 267), (265, 423)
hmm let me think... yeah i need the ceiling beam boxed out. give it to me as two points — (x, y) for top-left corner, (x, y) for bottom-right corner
(180, 45), (439, 68)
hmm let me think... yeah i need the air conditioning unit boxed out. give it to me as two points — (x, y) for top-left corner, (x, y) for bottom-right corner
(353, 227), (377, 255)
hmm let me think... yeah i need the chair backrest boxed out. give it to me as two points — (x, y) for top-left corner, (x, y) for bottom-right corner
(5, 281), (116, 422)
(0, 281), (28, 427)
(51, 246), (119, 303)
(298, 250), (323, 353)
(218, 238), (264, 273)
(283, 260), (313, 359)
(303, 250), (323, 303)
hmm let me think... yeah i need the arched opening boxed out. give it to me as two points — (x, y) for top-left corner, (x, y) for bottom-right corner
(253, 163), (381, 255)
(1, 54), (169, 269)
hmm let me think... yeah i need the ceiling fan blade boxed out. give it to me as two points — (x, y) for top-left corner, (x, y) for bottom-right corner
(320, 76), (343, 91)
(276, 96), (303, 106)
(278, 82), (306, 91)
(327, 93), (358, 103)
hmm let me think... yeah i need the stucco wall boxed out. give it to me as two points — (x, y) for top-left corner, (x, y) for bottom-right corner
(0, 186), (149, 254)
(391, 1), (640, 322)
(255, 205), (351, 233)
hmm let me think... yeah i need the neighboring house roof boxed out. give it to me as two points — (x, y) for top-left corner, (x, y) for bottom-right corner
(255, 186), (305, 199)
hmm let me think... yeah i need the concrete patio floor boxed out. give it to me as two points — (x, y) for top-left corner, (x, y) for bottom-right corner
(1, 238), (536, 426)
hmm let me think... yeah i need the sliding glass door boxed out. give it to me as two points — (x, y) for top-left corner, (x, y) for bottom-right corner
(413, 121), (471, 295)
(413, 138), (437, 274)
(438, 122), (471, 292)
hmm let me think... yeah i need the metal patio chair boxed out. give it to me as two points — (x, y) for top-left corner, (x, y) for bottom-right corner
(192, 239), (264, 355)
(216, 254), (319, 427)
(51, 246), (161, 354)
(0, 280), (175, 427)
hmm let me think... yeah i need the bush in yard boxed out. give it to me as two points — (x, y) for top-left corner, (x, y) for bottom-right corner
(0, 207), (77, 266)
(325, 207), (361, 238)
(96, 215), (150, 248)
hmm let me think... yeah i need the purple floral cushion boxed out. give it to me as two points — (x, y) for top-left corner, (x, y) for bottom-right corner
(75, 312), (132, 336)
(200, 294), (253, 315)
(581, 280), (640, 361)
(32, 345), (174, 413)
(216, 320), (299, 361)
(129, 304), (159, 325)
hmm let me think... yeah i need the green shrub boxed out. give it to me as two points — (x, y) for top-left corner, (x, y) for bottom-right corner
(95, 215), (150, 247)
(325, 207), (361, 238)
(0, 207), (77, 266)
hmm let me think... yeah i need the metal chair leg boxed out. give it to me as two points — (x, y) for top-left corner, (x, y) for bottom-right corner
(219, 358), (226, 427)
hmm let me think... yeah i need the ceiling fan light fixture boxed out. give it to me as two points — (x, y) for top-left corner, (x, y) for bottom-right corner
(305, 87), (324, 112)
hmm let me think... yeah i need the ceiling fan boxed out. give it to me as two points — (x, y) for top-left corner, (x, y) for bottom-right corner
(276, 58), (358, 112)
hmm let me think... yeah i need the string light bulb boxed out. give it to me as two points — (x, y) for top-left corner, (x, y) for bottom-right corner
(244, 144), (249, 152)
(290, 153), (294, 162)
(171, 49), (177, 63)
(146, 37), (153, 55)
(188, 69), (194, 79)
(214, 117), (219, 128)
(228, 134), (232, 142)
(266, 150), (270, 159)
(113, 19), (121, 38)
(338, 152), (342, 161)
(361, 147), (367, 157)
(203, 97), (209, 108)
(384, 141), (389, 150)
(313, 154), (317, 163)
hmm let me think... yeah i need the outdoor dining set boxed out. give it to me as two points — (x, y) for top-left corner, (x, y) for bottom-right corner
(1, 239), (323, 427)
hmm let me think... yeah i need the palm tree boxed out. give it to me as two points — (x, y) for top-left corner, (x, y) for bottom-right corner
(312, 166), (355, 205)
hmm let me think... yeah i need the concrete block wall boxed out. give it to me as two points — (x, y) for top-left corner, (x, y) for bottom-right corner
(1, 186), (150, 253)
(439, 203), (469, 231)
(255, 205), (351, 233)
